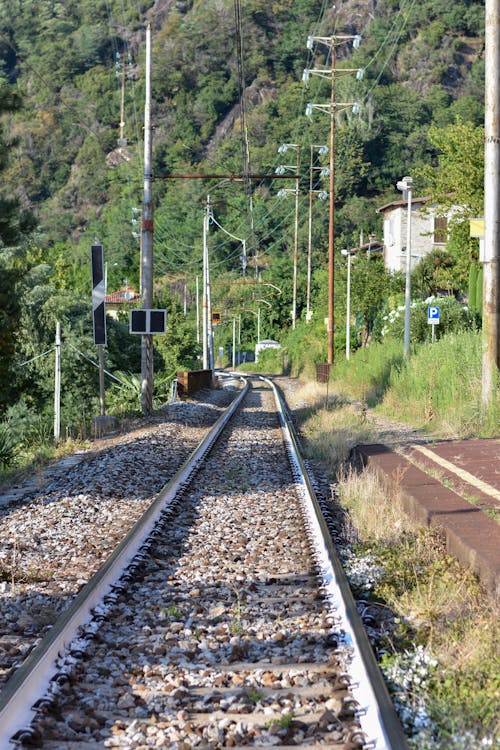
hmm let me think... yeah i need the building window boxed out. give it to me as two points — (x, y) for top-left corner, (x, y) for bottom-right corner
(433, 216), (448, 244)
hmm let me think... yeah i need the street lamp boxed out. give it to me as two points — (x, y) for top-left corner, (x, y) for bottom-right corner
(341, 249), (355, 360)
(396, 176), (413, 358)
(276, 144), (300, 328)
(307, 145), (329, 322)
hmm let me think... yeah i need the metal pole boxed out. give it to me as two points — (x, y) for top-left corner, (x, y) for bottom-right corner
(98, 345), (106, 416)
(346, 253), (351, 360)
(404, 184), (412, 358)
(307, 145), (313, 322)
(206, 198), (214, 371)
(292, 149), (300, 329)
(119, 59), (126, 145)
(238, 314), (241, 365)
(54, 322), (61, 444)
(232, 317), (236, 369)
(327, 43), (336, 364)
(242, 239), (247, 276)
(257, 307), (261, 343)
(483, 0), (500, 406)
(196, 275), (200, 345)
(141, 23), (154, 415)
(202, 204), (209, 369)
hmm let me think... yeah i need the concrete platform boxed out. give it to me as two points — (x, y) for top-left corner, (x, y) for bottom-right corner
(356, 440), (500, 602)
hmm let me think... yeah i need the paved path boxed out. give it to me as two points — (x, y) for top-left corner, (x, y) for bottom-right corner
(356, 438), (500, 601)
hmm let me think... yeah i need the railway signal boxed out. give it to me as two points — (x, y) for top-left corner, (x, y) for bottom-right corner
(90, 243), (106, 346)
(129, 309), (167, 334)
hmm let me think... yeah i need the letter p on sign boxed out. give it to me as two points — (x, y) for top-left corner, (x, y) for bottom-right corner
(427, 305), (440, 324)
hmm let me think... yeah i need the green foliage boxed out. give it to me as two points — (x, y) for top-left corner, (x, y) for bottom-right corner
(383, 331), (497, 435)
(417, 118), (484, 218)
(0, 421), (18, 468)
(411, 250), (455, 299)
(348, 254), (397, 345)
(332, 338), (405, 406)
(0, 0), (491, 428)
(106, 371), (141, 416)
(468, 263), (478, 312)
(248, 346), (283, 375)
(373, 296), (480, 347)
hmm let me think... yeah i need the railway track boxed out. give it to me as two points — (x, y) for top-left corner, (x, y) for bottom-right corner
(0, 376), (408, 749)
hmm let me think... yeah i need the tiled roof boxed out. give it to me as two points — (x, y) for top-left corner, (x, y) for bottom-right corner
(105, 289), (140, 304)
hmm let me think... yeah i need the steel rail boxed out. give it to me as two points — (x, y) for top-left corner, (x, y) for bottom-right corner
(263, 376), (410, 750)
(0, 377), (249, 746)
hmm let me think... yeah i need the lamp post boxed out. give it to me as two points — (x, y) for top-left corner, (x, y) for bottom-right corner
(253, 298), (271, 342)
(307, 145), (329, 322)
(276, 143), (300, 328)
(341, 249), (355, 360)
(396, 176), (413, 358)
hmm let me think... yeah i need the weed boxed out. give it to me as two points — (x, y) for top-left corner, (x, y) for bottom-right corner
(162, 605), (182, 619)
(0, 422), (17, 469)
(229, 587), (245, 635)
(267, 712), (294, 730)
(247, 688), (265, 704)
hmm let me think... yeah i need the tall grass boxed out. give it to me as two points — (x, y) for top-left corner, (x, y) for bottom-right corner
(332, 338), (405, 406)
(331, 331), (498, 438)
(382, 331), (498, 436)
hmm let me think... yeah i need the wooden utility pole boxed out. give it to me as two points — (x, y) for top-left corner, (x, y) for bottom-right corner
(141, 24), (154, 415)
(483, 0), (500, 407)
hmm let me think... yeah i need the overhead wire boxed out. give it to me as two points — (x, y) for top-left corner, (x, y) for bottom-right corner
(220, 0), (333, 255)
(362, 0), (418, 102)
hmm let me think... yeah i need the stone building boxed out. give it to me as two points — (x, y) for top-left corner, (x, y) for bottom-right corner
(377, 196), (450, 273)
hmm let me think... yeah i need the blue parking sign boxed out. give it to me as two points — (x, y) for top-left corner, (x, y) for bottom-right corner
(427, 305), (440, 324)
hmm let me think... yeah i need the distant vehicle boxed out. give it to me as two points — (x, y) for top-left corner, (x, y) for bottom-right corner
(255, 339), (281, 361)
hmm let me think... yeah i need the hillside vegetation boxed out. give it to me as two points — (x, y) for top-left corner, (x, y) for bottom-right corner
(0, 0), (489, 440)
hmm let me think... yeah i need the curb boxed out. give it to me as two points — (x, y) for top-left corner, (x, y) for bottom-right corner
(356, 443), (500, 602)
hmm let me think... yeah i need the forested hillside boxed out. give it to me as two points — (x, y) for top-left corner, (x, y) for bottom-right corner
(0, 0), (486, 432)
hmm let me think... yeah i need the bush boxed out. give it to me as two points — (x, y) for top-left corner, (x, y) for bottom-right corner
(106, 372), (142, 416)
(0, 422), (17, 468)
(373, 297), (480, 345)
(250, 346), (283, 374)
(0, 399), (52, 468)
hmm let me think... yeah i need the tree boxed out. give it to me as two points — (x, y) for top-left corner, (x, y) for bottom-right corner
(412, 249), (455, 299)
(415, 118), (484, 293)
(0, 76), (36, 412)
(349, 254), (393, 346)
(418, 117), (484, 217)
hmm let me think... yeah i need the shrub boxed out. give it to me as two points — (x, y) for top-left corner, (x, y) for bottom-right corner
(0, 422), (17, 468)
(373, 296), (480, 345)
